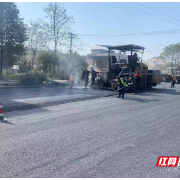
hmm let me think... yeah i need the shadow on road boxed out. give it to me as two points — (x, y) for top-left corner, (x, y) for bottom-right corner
(125, 96), (162, 103)
(0, 120), (14, 125)
(148, 88), (180, 96)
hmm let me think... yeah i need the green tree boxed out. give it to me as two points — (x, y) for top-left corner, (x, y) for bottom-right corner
(20, 59), (31, 75)
(44, 2), (74, 57)
(0, 2), (27, 78)
(27, 19), (49, 74)
(36, 50), (87, 80)
(36, 50), (60, 74)
(160, 43), (180, 66)
(1, 43), (27, 71)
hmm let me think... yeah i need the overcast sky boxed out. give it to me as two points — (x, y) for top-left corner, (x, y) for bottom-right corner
(16, 2), (180, 61)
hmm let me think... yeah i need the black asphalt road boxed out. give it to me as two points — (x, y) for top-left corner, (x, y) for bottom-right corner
(0, 86), (113, 110)
(0, 83), (180, 178)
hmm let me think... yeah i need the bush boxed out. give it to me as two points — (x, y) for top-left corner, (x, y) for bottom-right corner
(19, 74), (47, 85)
(2, 70), (21, 80)
(3, 69), (12, 77)
(48, 73), (62, 80)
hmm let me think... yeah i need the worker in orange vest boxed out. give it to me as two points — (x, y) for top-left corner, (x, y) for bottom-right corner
(69, 74), (74, 89)
(171, 74), (176, 88)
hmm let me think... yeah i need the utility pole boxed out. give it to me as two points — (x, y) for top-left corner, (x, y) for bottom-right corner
(0, 35), (4, 79)
(70, 33), (72, 55)
(69, 33), (76, 55)
(0, 26), (3, 79)
(54, 5), (57, 58)
(0, 48), (3, 79)
(69, 33), (77, 81)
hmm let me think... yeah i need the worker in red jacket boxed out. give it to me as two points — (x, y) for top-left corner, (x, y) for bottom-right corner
(134, 72), (141, 94)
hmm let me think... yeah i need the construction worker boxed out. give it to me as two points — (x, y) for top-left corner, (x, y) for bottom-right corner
(129, 53), (140, 72)
(82, 69), (89, 88)
(69, 74), (74, 89)
(90, 69), (97, 86)
(134, 72), (141, 94)
(116, 77), (127, 99)
(132, 53), (140, 65)
(171, 74), (176, 88)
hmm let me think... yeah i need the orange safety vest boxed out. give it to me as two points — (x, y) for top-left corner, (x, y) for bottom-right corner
(173, 76), (176, 81)
(70, 75), (73, 81)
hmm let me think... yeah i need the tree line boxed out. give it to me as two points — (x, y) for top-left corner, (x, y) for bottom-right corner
(159, 43), (180, 69)
(150, 43), (180, 72)
(0, 2), (87, 80)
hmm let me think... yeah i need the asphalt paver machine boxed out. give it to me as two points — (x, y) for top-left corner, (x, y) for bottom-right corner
(94, 44), (163, 91)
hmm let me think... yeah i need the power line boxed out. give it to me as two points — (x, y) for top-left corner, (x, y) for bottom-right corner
(81, 33), (179, 39)
(77, 31), (172, 36)
(77, 29), (180, 36)
(79, 32), (180, 39)
(135, 2), (180, 22)
(77, 29), (180, 37)
(120, 2), (180, 27)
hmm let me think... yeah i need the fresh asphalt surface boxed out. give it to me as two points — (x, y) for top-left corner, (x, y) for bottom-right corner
(0, 83), (180, 178)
